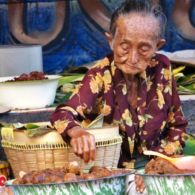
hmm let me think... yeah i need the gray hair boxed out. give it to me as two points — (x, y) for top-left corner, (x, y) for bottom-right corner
(110, 0), (167, 39)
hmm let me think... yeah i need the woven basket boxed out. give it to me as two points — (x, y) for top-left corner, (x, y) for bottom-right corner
(2, 126), (122, 178)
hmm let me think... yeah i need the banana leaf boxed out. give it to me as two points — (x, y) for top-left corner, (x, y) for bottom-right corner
(24, 123), (53, 137)
(177, 85), (195, 94)
(0, 122), (26, 129)
(183, 135), (195, 155)
(25, 126), (53, 137)
(178, 91), (195, 95)
(60, 83), (75, 93)
(53, 92), (72, 106)
(86, 114), (104, 129)
(181, 84), (195, 91)
(1, 122), (54, 138)
(174, 73), (184, 82)
(25, 123), (40, 129)
(58, 74), (84, 86)
(172, 66), (185, 75)
(177, 74), (195, 86)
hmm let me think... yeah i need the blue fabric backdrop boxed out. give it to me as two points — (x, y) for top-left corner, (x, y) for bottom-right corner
(0, 0), (194, 73)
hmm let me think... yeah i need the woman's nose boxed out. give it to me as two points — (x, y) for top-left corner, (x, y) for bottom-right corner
(128, 50), (139, 64)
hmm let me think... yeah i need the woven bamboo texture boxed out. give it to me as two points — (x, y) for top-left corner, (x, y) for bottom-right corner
(2, 131), (122, 178)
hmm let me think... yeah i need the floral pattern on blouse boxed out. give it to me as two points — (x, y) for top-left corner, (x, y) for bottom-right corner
(50, 54), (187, 165)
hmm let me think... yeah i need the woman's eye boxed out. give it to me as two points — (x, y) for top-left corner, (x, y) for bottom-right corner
(140, 46), (150, 53)
(121, 43), (129, 50)
(142, 46), (149, 51)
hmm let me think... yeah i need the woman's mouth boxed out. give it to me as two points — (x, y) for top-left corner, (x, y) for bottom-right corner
(126, 64), (141, 70)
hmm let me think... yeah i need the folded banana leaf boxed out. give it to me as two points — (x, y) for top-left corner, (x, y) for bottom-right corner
(60, 83), (75, 93)
(25, 126), (53, 137)
(86, 114), (104, 129)
(54, 92), (72, 105)
(1, 122), (53, 138)
(172, 66), (185, 76)
(182, 84), (195, 90)
(25, 123), (40, 129)
(58, 74), (84, 86)
(177, 74), (195, 86)
(177, 85), (195, 94)
(174, 73), (184, 82)
(0, 122), (25, 133)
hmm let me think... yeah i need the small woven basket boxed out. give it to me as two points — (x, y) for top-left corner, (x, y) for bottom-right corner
(2, 126), (122, 178)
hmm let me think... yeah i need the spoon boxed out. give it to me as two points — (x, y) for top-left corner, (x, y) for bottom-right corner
(144, 150), (195, 171)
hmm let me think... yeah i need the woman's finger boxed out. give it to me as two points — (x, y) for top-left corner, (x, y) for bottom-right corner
(70, 138), (78, 154)
(89, 135), (96, 161)
(69, 131), (96, 162)
(77, 137), (83, 155)
(82, 135), (90, 163)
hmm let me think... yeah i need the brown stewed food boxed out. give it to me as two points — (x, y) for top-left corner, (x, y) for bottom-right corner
(6, 71), (48, 82)
(13, 162), (129, 185)
(145, 157), (195, 174)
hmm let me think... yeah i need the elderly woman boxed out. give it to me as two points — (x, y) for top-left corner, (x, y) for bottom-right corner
(51, 0), (187, 193)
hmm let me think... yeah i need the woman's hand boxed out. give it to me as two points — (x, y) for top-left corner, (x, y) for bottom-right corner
(67, 126), (96, 163)
(135, 175), (146, 193)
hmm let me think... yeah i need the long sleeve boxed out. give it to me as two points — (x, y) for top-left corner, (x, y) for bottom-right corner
(150, 56), (188, 155)
(50, 58), (109, 141)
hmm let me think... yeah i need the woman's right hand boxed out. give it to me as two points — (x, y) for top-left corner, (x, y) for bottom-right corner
(67, 126), (96, 163)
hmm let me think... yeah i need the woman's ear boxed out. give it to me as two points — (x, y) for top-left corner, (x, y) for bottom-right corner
(157, 39), (166, 50)
(105, 32), (113, 50)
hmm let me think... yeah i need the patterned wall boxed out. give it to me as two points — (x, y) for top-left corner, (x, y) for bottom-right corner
(0, 0), (194, 73)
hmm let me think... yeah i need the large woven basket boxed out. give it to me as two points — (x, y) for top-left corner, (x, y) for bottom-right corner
(2, 126), (122, 178)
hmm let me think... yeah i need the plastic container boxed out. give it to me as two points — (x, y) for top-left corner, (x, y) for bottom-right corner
(0, 45), (43, 77)
(0, 75), (60, 109)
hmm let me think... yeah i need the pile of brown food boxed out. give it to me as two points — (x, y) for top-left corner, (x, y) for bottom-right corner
(13, 162), (129, 185)
(145, 157), (193, 174)
(7, 71), (48, 82)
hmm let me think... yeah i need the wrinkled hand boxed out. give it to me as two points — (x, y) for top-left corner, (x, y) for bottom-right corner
(67, 126), (96, 163)
(135, 175), (145, 193)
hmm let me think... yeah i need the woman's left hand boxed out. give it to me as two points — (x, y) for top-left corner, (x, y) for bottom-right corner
(135, 174), (145, 193)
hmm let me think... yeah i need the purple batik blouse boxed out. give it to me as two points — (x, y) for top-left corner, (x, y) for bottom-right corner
(51, 54), (187, 167)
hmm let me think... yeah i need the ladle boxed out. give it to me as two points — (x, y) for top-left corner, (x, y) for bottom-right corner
(144, 150), (195, 171)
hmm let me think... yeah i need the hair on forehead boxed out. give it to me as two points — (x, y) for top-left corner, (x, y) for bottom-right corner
(110, 0), (166, 38)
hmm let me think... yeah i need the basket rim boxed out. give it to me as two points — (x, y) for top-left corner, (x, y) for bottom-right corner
(1, 136), (122, 150)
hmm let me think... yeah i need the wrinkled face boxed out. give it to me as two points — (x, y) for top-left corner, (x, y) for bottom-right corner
(108, 13), (164, 75)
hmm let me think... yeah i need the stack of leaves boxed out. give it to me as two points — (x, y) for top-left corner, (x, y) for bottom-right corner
(1, 122), (53, 139)
(0, 114), (104, 139)
(53, 73), (84, 106)
(173, 66), (195, 94)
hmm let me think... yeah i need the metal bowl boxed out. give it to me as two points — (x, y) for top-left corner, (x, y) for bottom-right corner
(137, 169), (195, 195)
(0, 75), (60, 109)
